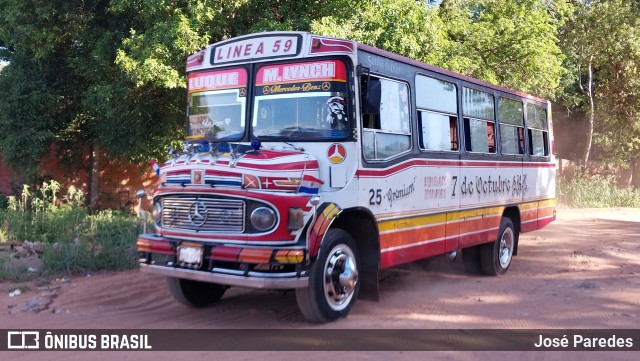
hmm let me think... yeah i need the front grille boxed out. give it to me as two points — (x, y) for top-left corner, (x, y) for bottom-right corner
(161, 196), (245, 233)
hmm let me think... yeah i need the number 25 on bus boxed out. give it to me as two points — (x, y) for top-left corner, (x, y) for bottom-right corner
(137, 31), (556, 323)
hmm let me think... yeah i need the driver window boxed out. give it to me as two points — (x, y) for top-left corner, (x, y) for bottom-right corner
(362, 76), (411, 160)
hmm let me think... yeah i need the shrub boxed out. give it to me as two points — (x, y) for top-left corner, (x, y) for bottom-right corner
(0, 180), (144, 280)
(557, 173), (640, 208)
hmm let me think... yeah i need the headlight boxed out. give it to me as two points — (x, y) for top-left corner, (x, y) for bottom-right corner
(151, 201), (162, 224)
(250, 207), (276, 231)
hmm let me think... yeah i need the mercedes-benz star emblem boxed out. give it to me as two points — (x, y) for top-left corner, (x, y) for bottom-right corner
(188, 201), (208, 227)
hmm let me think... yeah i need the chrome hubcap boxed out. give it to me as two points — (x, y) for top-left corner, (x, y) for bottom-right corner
(499, 227), (514, 269)
(323, 244), (358, 311)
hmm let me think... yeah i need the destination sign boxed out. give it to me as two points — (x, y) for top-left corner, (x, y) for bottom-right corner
(256, 60), (346, 86)
(187, 68), (247, 93)
(212, 35), (300, 64)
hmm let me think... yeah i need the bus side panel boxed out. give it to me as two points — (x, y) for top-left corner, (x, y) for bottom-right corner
(520, 201), (539, 233)
(537, 199), (556, 229)
(444, 211), (460, 253)
(378, 213), (446, 269)
(521, 161), (556, 233)
(457, 207), (501, 248)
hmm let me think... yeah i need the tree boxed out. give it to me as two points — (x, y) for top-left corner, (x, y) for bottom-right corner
(311, 0), (449, 66)
(0, 0), (352, 180)
(438, 0), (568, 99)
(560, 0), (640, 182)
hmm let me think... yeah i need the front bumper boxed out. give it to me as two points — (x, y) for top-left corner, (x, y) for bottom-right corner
(137, 233), (309, 289)
(140, 264), (308, 289)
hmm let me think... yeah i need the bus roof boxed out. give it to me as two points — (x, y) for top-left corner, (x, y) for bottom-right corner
(357, 42), (548, 104)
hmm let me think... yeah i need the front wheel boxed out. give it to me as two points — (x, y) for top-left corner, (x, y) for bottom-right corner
(296, 229), (360, 323)
(480, 217), (516, 276)
(166, 277), (227, 307)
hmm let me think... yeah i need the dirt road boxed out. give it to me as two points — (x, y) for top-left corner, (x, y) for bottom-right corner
(1, 208), (639, 360)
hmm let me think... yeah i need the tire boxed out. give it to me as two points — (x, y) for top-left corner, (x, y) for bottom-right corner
(480, 217), (516, 276)
(462, 244), (483, 274)
(295, 229), (360, 323)
(166, 277), (227, 307)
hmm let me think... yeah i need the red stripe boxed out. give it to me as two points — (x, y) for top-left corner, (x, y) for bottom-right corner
(380, 224), (446, 250)
(211, 246), (241, 262)
(173, 159), (318, 172)
(381, 241), (444, 268)
(167, 170), (191, 176)
(235, 161), (319, 171)
(459, 229), (499, 249)
(357, 159), (554, 177)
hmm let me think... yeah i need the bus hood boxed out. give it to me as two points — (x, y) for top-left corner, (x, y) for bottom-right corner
(160, 148), (323, 194)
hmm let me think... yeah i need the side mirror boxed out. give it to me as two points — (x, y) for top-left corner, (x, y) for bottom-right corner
(136, 189), (147, 199)
(362, 78), (381, 115)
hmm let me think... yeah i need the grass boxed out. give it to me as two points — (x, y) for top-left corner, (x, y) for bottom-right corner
(0, 180), (145, 281)
(557, 173), (640, 208)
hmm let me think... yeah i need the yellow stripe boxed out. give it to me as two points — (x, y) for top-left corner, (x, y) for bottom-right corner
(373, 199), (556, 240)
(377, 197), (555, 220)
(378, 213), (446, 232)
(378, 206), (506, 232)
(519, 202), (537, 211)
(322, 203), (336, 217)
(538, 199), (556, 207)
(325, 206), (340, 220)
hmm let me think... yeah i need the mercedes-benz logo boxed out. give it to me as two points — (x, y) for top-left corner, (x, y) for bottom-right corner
(188, 201), (208, 227)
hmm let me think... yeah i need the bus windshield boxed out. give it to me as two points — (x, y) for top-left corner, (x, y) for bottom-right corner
(252, 59), (350, 140)
(187, 68), (247, 141)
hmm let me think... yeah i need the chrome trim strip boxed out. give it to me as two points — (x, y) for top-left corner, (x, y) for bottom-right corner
(140, 264), (308, 289)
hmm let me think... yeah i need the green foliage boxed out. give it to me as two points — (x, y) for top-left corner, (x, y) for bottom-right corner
(559, 0), (640, 167)
(0, 180), (143, 279)
(438, 0), (567, 98)
(39, 209), (142, 275)
(312, 0), (449, 66)
(557, 173), (640, 208)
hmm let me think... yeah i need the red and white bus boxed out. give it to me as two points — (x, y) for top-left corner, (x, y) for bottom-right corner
(137, 31), (556, 323)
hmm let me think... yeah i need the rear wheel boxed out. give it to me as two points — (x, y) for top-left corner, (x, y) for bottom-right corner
(296, 229), (360, 323)
(480, 217), (516, 276)
(166, 277), (227, 307)
(462, 245), (483, 274)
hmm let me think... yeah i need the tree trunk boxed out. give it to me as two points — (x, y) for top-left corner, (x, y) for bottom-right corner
(581, 57), (595, 171)
(89, 144), (100, 211)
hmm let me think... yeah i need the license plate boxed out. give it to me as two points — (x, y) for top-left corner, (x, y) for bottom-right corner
(177, 244), (203, 265)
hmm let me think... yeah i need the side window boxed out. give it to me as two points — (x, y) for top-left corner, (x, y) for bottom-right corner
(463, 87), (495, 153)
(416, 75), (458, 151)
(362, 77), (411, 160)
(498, 97), (525, 155)
(527, 104), (549, 156)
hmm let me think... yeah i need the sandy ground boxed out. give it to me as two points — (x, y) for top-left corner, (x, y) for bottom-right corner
(1, 208), (639, 360)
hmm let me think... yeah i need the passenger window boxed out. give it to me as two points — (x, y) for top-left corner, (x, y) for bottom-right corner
(527, 104), (549, 157)
(498, 97), (525, 155)
(463, 87), (495, 153)
(415, 75), (458, 152)
(362, 77), (411, 160)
